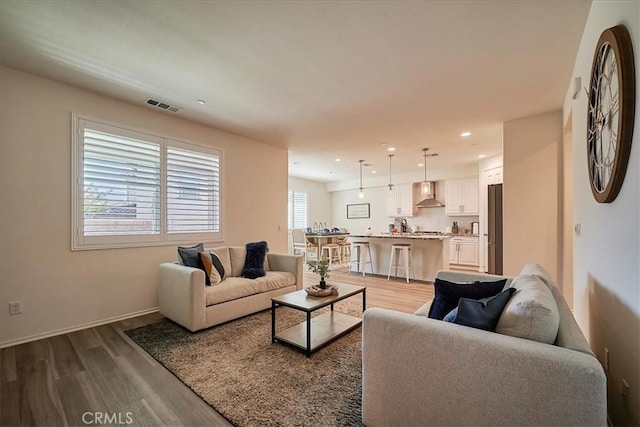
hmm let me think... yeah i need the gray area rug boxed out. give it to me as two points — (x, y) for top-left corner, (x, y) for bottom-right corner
(125, 300), (362, 426)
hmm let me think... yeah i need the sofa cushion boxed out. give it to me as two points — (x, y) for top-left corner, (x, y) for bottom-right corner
(210, 247), (231, 279)
(199, 252), (225, 286)
(255, 271), (296, 293)
(229, 247), (247, 277)
(452, 287), (517, 331)
(428, 278), (508, 320)
(205, 277), (261, 306)
(495, 274), (560, 344)
(242, 241), (268, 279)
(520, 263), (555, 290)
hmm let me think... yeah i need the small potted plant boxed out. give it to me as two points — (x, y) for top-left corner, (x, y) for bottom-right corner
(307, 259), (330, 289)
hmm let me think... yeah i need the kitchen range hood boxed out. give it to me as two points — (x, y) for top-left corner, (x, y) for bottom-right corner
(414, 181), (445, 208)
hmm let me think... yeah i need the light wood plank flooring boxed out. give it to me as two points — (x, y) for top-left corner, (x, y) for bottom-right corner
(0, 270), (433, 427)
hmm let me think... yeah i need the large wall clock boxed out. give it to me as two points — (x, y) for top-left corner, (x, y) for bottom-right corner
(587, 25), (635, 203)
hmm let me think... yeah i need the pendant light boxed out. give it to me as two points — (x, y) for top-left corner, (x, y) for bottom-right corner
(420, 148), (432, 196)
(388, 154), (395, 193)
(358, 159), (365, 198)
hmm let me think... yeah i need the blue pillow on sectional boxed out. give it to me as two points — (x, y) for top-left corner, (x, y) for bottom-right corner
(427, 278), (508, 320)
(443, 307), (458, 323)
(453, 287), (517, 331)
(242, 241), (269, 279)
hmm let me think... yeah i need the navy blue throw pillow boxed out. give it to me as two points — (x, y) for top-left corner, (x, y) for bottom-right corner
(427, 278), (507, 320)
(453, 287), (517, 331)
(178, 243), (210, 285)
(242, 241), (268, 279)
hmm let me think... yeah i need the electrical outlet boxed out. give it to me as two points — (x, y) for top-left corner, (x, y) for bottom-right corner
(622, 379), (630, 410)
(604, 347), (610, 373)
(9, 301), (22, 315)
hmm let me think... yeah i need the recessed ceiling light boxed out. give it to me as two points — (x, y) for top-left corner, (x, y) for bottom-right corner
(371, 170), (377, 174)
(418, 163), (424, 167)
(387, 147), (396, 152)
(196, 99), (206, 105)
(461, 131), (471, 137)
(335, 158), (341, 162)
(478, 154), (486, 159)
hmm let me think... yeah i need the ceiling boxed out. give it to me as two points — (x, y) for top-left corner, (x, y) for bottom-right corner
(0, 0), (591, 183)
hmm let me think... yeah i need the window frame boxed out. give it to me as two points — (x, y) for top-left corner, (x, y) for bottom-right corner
(71, 114), (224, 250)
(287, 190), (309, 230)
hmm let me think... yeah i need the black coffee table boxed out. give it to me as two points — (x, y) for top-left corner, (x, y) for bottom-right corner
(271, 283), (366, 357)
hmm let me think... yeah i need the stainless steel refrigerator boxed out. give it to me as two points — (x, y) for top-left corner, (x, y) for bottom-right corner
(487, 184), (503, 275)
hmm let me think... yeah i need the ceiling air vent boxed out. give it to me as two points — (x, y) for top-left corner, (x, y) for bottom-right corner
(145, 98), (181, 113)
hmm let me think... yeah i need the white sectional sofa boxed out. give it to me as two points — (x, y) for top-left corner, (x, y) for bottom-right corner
(362, 264), (607, 426)
(159, 246), (303, 332)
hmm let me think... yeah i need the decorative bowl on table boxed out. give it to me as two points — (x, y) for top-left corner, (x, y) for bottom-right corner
(305, 284), (339, 297)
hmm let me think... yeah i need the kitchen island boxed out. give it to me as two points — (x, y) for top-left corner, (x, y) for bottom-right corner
(347, 233), (450, 282)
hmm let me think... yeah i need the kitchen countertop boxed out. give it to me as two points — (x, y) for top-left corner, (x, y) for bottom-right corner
(348, 233), (451, 240)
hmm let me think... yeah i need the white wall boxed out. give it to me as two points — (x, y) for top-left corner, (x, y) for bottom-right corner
(0, 66), (289, 346)
(503, 110), (562, 279)
(332, 186), (390, 234)
(288, 176), (332, 227)
(564, 2), (640, 424)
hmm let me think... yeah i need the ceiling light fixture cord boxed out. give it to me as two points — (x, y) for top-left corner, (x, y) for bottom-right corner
(358, 160), (365, 199)
(388, 154), (394, 193)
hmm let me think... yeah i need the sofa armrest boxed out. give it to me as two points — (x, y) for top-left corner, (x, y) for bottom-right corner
(267, 253), (303, 290)
(362, 308), (606, 427)
(158, 263), (206, 332)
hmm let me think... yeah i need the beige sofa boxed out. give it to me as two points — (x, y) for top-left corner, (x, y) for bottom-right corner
(159, 246), (303, 332)
(362, 264), (606, 426)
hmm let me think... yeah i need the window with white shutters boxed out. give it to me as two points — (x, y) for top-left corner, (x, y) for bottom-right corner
(72, 115), (223, 249)
(167, 146), (220, 234)
(288, 191), (308, 230)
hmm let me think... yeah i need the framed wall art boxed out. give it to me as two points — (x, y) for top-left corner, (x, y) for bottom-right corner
(347, 203), (370, 219)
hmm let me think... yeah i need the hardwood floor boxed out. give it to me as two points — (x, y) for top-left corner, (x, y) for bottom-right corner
(0, 270), (433, 427)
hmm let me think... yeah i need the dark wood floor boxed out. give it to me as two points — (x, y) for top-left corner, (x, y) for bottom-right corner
(0, 270), (433, 427)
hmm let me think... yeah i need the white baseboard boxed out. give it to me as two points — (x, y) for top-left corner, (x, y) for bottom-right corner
(0, 307), (160, 349)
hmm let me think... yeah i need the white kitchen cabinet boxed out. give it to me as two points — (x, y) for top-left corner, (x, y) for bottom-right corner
(449, 237), (479, 266)
(445, 178), (479, 216)
(386, 183), (414, 217)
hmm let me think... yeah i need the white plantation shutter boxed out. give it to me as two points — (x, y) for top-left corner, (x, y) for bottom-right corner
(83, 128), (161, 236)
(288, 191), (308, 229)
(73, 116), (223, 250)
(167, 146), (220, 233)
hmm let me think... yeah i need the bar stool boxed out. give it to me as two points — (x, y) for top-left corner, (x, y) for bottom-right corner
(321, 244), (341, 269)
(388, 243), (412, 283)
(338, 240), (351, 264)
(350, 241), (373, 277)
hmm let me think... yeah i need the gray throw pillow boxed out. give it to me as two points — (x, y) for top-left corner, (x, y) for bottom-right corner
(177, 243), (208, 285)
(495, 274), (560, 344)
(177, 243), (205, 268)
